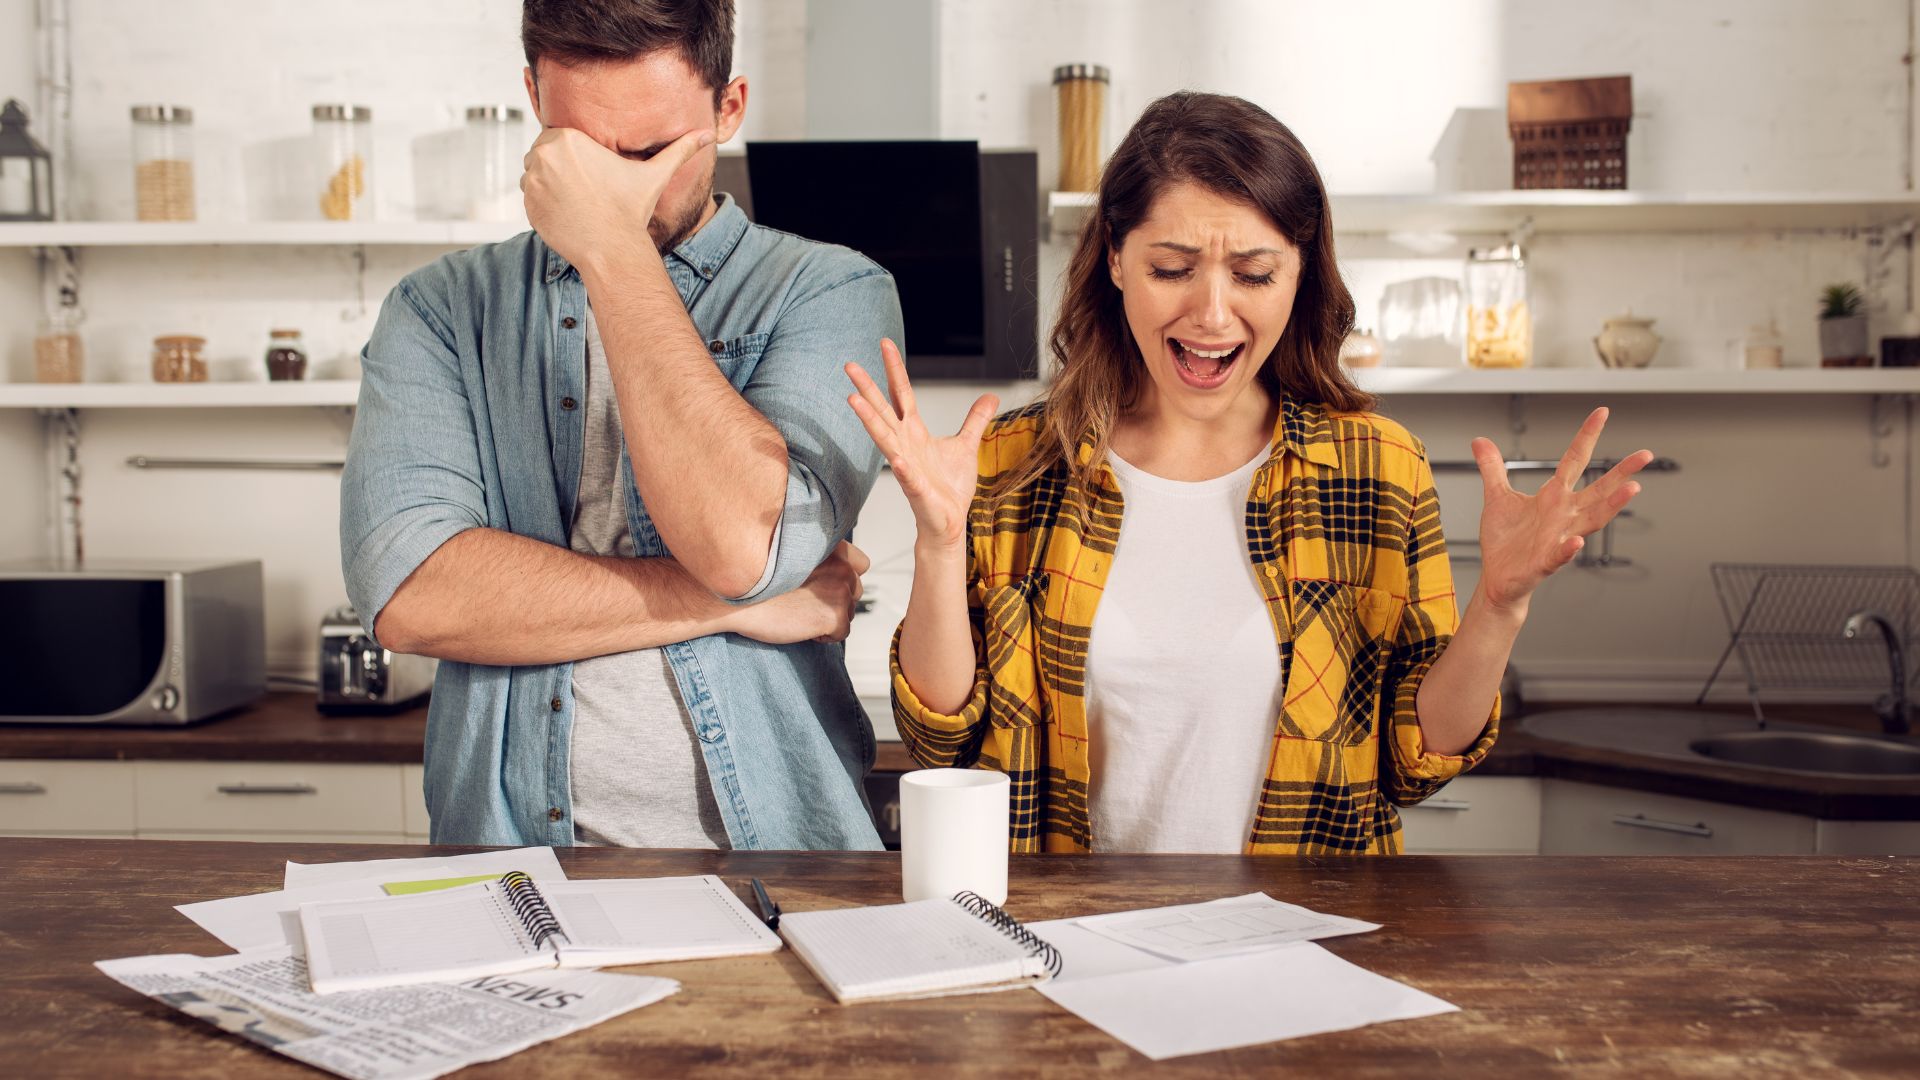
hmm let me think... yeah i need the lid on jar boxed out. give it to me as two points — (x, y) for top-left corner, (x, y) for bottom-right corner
(153, 334), (207, 347)
(312, 104), (373, 122)
(269, 328), (303, 338)
(1052, 64), (1111, 84)
(1467, 242), (1527, 265)
(465, 105), (525, 122)
(131, 105), (193, 123)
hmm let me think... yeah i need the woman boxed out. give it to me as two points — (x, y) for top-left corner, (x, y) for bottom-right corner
(846, 92), (1651, 855)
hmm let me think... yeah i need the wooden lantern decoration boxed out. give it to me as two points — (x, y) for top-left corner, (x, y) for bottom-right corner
(0, 99), (54, 222)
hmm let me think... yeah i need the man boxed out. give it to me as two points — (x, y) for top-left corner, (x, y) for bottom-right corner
(340, 0), (900, 850)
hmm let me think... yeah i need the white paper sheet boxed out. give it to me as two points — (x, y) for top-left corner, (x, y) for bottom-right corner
(1073, 892), (1380, 962)
(282, 847), (565, 889)
(1025, 919), (1173, 984)
(1037, 941), (1457, 1060)
(180, 848), (567, 952)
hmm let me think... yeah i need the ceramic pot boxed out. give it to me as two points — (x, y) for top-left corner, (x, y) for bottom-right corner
(1593, 313), (1662, 368)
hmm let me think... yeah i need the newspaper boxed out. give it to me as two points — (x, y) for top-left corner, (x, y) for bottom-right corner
(97, 946), (677, 1080)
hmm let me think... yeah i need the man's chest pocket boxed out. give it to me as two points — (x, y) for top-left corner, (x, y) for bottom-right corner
(1278, 579), (1403, 745)
(705, 332), (769, 391)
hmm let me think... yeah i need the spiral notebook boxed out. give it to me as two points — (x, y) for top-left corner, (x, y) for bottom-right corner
(298, 871), (781, 994)
(778, 891), (1063, 1004)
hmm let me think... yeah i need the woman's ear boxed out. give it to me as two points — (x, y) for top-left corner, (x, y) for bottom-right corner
(1107, 245), (1123, 291)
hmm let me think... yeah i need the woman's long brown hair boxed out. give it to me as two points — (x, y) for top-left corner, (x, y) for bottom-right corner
(992, 91), (1370, 499)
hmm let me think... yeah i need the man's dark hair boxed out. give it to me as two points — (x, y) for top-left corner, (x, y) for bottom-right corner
(523, 0), (735, 105)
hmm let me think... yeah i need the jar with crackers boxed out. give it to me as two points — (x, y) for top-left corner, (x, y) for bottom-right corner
(131, 105), (195, 221)
(313, 104), (374, 221)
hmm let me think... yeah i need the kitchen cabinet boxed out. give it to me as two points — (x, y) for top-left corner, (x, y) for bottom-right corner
(0, 760), (136, 835)
(0, 758), (419, 843)
(133, 761), (408, 838)
(1541, 779), (1820, 855)
(1397, 776), (1542, 854)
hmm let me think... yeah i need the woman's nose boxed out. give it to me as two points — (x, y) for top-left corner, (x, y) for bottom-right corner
(1188, 274), (1233, 333)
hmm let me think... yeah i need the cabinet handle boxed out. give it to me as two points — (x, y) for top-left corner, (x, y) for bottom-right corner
(1418, 798), (1472, 812)
(0, 782), (48, 795)
(1611, 813), (1712, 839)
(216, 783), (319, 796)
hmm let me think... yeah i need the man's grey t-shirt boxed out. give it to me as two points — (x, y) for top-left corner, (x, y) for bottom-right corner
(567, 304), (731, 849)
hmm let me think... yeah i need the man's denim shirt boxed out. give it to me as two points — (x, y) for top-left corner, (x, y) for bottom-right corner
(341, 195), (899, 850)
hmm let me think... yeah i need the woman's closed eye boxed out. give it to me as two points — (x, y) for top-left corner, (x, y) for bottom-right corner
(1147, 265), (1276, 286)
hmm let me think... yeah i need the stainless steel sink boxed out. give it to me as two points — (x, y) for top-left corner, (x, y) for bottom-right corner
(1689, 731), (1920, 776)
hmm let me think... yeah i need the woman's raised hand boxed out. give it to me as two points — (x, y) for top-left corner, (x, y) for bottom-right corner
(1472, 407), (1653, 613)
(846, 340), (999, 553)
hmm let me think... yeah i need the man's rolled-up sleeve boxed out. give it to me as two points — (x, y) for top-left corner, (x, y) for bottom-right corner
(723, 268), (903, 604)
(339, 278), (487, 640)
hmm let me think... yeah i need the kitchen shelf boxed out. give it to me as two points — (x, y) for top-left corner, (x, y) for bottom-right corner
(0, 380), (362, 408)
(1047, 190), (1920, 238)
(3, 369), (1914, 409)
(1352, 367), (1920, 395)
(0, 221), (525, 248)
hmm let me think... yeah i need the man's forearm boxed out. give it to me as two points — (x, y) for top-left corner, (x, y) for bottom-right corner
(581, 253), (789, 597)
(1414, 587), (1526, 755)
(374, 527), (740, 665)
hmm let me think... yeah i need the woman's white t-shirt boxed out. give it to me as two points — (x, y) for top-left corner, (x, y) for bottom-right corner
(1083, 443), (1283, 853)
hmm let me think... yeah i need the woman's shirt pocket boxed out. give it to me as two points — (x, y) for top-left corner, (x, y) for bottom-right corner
(1277, 578), (1404, 745)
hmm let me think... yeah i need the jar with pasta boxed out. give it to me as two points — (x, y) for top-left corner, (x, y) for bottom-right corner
(131, 105), (195, 221)
(1464, 244), (1532, 369)
(312, 104), (374, 221)
(1052, 64), (1110, 193)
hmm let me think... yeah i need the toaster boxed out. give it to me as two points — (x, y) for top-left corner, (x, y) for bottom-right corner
(318, 605), (436, 713)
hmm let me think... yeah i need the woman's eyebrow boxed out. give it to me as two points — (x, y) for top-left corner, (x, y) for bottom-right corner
(1147, 241), (1285, 259)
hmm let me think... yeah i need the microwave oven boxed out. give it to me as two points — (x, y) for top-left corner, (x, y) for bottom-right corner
(0, 558), (266, 725)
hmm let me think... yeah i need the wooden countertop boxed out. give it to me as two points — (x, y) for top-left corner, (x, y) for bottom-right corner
(5, 838), (1915, 1077)
(3, 695), (1914, 818)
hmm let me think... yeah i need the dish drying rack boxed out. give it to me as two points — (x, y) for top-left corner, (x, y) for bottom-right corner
(1696, 563), (1919, 728)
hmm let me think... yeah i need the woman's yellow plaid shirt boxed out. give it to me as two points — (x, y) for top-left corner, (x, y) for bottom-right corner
(890, 395), (1500, 854)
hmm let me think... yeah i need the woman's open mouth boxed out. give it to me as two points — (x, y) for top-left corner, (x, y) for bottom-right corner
(1168, 338), (1245, 389)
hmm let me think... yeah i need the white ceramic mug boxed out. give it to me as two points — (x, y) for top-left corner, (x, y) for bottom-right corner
(899, 768), (1010, 905)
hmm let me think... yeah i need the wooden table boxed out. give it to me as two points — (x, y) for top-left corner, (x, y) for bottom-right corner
(4, 839), (1917, 1077)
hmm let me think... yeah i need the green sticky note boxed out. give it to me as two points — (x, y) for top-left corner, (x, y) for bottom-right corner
(382, 872), (511, 896)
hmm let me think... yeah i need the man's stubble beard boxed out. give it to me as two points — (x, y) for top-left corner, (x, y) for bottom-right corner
(648, 156), (716, 255)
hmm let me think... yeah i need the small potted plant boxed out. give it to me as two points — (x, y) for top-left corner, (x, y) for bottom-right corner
(1818, 283), (1871, 368)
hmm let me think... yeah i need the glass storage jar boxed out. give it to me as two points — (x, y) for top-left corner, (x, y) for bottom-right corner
(131, 105), (195, 221)
(1053, 64), (1110, 193)
(265, 328), (308, 381)
(465, 105), (526, 222)
(34, 304), (85, 383)
(1464, 244), (1532, 368)
(152, 335), (208, 383)
(313, 104), (374, 221)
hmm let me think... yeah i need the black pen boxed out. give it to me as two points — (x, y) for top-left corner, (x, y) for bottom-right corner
(750, 877), (782, 931)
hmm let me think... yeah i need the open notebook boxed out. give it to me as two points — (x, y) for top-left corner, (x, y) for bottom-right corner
(779, 891), (1063, 1004)
(299, 872), (781, 994)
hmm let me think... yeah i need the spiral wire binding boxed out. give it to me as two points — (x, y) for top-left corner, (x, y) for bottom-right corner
(951, 890), (1063, 977)
(499, 870), (567, 951)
